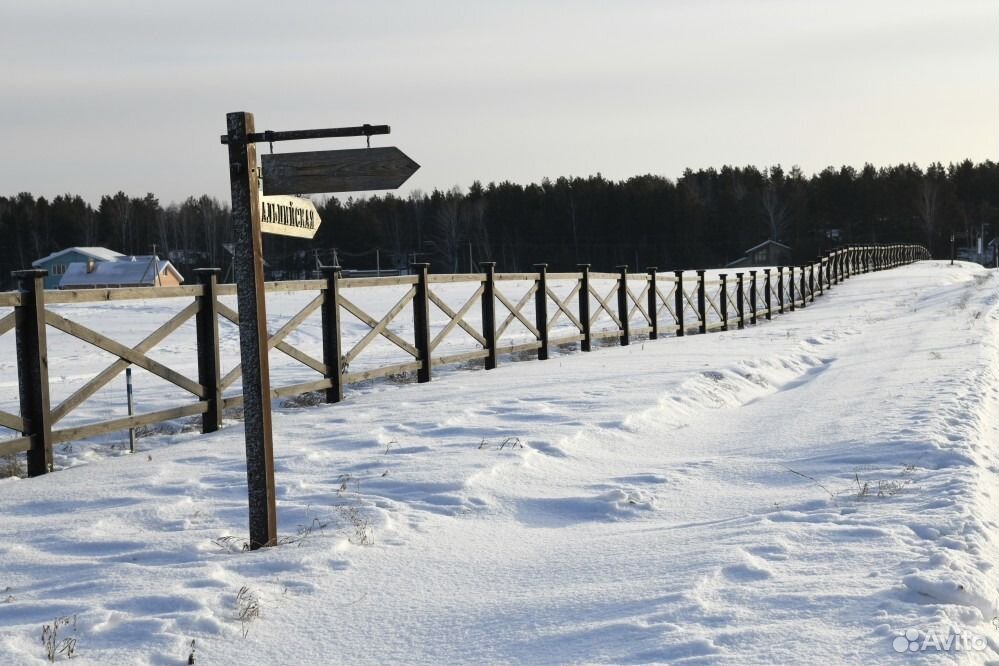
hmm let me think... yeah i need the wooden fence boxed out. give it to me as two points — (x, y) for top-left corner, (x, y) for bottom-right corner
(0, 243), (929, 477)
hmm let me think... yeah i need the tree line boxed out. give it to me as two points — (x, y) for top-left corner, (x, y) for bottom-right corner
(1, 160), (996, 288)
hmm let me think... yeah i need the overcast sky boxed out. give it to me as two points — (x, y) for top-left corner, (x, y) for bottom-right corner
(1, 0), (996, 206)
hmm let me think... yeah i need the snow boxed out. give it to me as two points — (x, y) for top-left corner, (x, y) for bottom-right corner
(2, 261), (999, 664)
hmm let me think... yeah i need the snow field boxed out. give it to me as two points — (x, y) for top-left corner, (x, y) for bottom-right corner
(0, 261), (998, 664)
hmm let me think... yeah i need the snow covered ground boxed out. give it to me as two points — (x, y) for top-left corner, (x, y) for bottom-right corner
(2, 260), (999, 664)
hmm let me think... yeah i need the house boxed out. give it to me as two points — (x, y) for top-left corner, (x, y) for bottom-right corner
(31, 247), (125, 289)
(58, 255), (184, 289)
(726, 240), (793, 268)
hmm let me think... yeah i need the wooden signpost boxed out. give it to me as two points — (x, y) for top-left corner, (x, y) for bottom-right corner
(222, 112), (417, 550)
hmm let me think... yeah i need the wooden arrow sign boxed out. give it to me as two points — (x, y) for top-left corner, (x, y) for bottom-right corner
(261, 146), (420, 195)
(259, 195), (322, 239)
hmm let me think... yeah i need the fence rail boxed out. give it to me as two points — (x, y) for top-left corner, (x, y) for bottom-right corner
(2, 244), (929, 476)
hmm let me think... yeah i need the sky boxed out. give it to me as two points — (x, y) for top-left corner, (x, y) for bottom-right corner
(1, 0), (996, 206)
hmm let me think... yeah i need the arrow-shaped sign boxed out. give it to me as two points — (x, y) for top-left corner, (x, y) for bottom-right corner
(261, 146), (420, 195)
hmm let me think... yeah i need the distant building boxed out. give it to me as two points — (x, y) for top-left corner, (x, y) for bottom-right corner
(726, 240), (793, 268)
(58, 255), (184, 289)
(31, 247), (125, 289)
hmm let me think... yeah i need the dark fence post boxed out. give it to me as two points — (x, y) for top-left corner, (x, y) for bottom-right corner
(534, 263), (549, 360)
(763, 269), (772, 320)
(749, 271), (757, 325)
(788, 267), (796, 311)
(674, 271), (685, 337)
(194, 268), (223, 432)
(647, 267), (658, 340)
(719, 273), (728, 331)
(481, 262), (497, 369)
(578, 264), (592, 351)
(320, 265), (344, 404)
(13, 269), (52, 477)
(809, 262), (816, 302)
(616, 265), (630, 346)
(411, 263), (432, 382)
(696, 270), (707, 334)
(800, 266), (808, 307)
(736, 273), (745, 329)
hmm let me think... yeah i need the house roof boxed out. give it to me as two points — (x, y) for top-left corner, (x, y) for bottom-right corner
(745, 239), (791, 254)
(32, 246), (124, 267)
(58, 256), (184, 288)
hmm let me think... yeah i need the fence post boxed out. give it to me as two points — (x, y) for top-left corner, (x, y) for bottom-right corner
(13, 269), (52, 477)
(533, 263), (549, 361)
(320, 265), (344, 403)
(616, 265), (630, 346)
(481, 262), (498, 369)
(763, 269), (772, 320)
(696, 270), (707, 333)
(788, 267), (796, 311)
(809, 262), (816, 302)
(578, 264), (592, 351)
(800, 266), (808, 307)
(126, 366), (135, 453)
(674, 270), (685, 337)
(194, 268), (223, 432)
(736, 273), (745, 329)
(411, 263), (432, 382)
(647, 267), (658, 340)
(719, 273), (728, 331)
(749, 270), (757, 325)
(776, 267), (785, 313)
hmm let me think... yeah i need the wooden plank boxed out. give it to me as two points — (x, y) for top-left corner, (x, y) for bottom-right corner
(51, 402), (208, 444)
(343, 360), (423, 384)
(431, 349), (490, 367)
(427, 273), (485, 283)
(588, 272), (620, 280)
(272, 378), (333, 399)
(497, 340), (542, 355)
(545, 283), (583, 332)
(221, 363), (243, 391)
(587, 284), (622, 329)
(267, 293), (324, 349)
(46, 285), (201, 304)
(45, 311), (206, 398)
(0, 409), (24, 433)
(262, 147), (420, 195)
(546, 272), (584, 280)
(429, 285), (486, 351)
(0, 437), (31, 457)
(52, 300), (200, 423)
(548, 333), (585, 346)
(493, 273), (539, 281)
(342, 287), (418, 363)
(221, 302), (328, 388)
(274, 341), (326, 375)
(0, 293), (21, 307)
(260, 279), (323, 293)
(494, 285), (540, 340)
(339, 275), (418, 288)
(626, 284), (651, 324)
(591, 329), (623, 341)
(0, 311), (15, 336)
